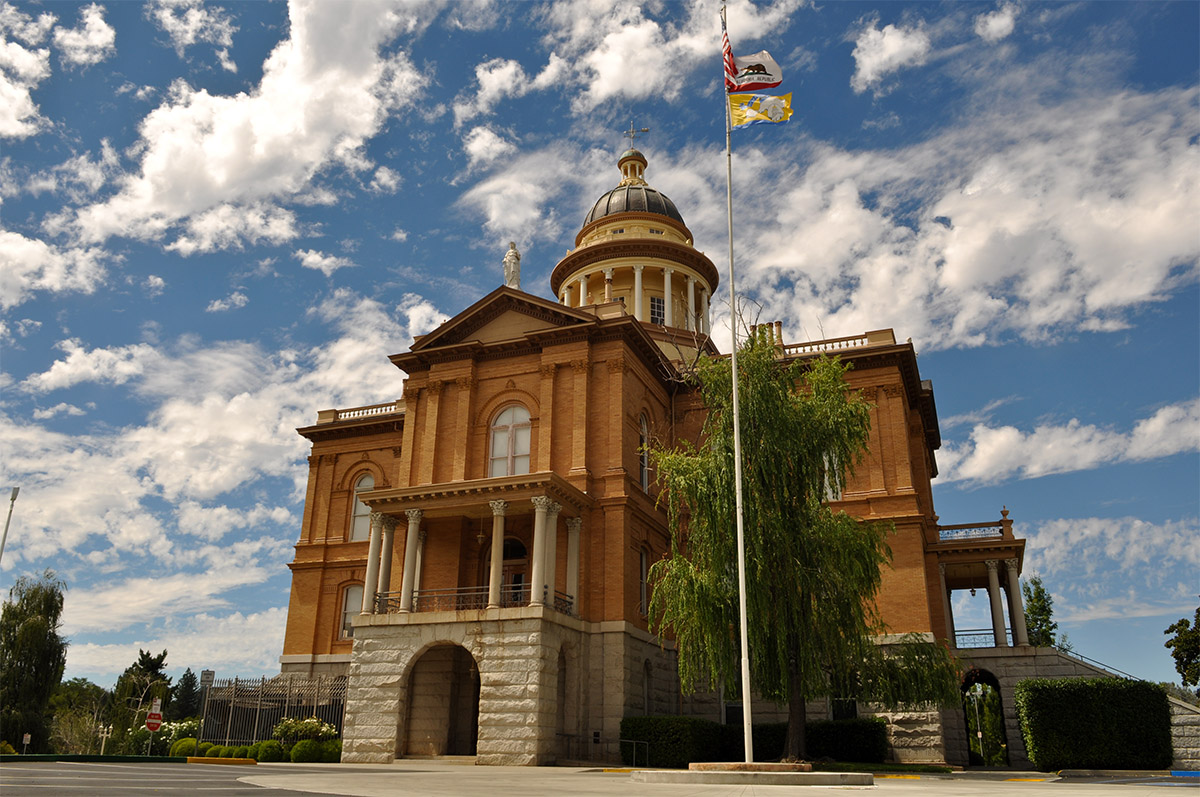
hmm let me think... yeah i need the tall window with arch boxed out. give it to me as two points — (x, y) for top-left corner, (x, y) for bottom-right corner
(340, 583), (363, 639)
(638, 414), (650, 491)
(350, 473), (374, 541)
(489, 404), (531, 477)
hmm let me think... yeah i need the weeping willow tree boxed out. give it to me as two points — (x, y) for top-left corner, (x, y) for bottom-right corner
(648, 331), (960, 761)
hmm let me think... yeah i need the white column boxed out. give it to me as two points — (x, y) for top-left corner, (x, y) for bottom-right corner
(939, 563), (956, 646)
(544, 501), (562, 605)
(565, 517), (582, 610)
(663, 268), (673, 327)
(412, 529), (426, 594)
(1004, 559), (1030, 646)
(699, 288), (710, 335)
(487, 500), (507, 609)
(633, 266), (644, 320)
(398, 508), (423, 613)
(603, 268), (613, 302)
(578, 275), (586, 306)
(687, 276), (696, 332)
(986, 559), (1007, 647)
(530, 496), (553, 606)
(561, 287), (569, 306)
(377, 516), (397, 594)
(361, 512), (384, 613)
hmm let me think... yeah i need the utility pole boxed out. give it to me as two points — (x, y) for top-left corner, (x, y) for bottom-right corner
(0, 487), (18, 565)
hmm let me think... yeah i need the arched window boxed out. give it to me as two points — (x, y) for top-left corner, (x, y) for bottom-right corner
(638, 414), (650, 491)
(350, 474), (374, 541)
(340, 583), (363, 638)
(489, 405), (531, 477)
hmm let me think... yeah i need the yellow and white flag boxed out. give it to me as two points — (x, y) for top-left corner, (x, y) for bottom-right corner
(729, 92), (793, 128)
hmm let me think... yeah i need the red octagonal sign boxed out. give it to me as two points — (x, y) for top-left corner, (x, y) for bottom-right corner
(145, 712), (162, 732)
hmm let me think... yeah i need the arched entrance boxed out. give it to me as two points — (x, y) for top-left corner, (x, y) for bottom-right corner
(962, 668), (1009, 766)
(404, 644), (480, 756)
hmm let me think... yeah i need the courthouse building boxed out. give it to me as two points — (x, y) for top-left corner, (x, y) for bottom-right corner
(279, 149), (1051, 766)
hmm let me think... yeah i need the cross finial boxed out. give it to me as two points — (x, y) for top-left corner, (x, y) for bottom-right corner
(624, 121), (650, 145)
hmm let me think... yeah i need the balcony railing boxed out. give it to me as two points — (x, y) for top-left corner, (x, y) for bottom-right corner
(316, 401), (403, 424)
(374, 585), (575, 616)
(937, 522), (1004, 542)
(954, 628), (1013, 648)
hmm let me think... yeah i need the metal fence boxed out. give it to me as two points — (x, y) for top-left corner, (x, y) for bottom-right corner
(199, 675), (347, 746)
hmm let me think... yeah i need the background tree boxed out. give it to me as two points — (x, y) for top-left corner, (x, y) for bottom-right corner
(49, 678), (109, 754)
(168, 668), (200, 720)
(1022, 576), (1061, 648)
(105, 649), (172, 754)
(0, 570), (68, 752)
(649, 334), (960, 761)
(1164, 607), (1200, 692)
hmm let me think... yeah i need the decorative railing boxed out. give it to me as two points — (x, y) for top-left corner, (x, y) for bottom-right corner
(335, 401), (403, 421)
(954, 628), (1013, 648)
(782, 333), (873, 356)
(937, 522), (1005, 542)
(374, 585), (575, 615)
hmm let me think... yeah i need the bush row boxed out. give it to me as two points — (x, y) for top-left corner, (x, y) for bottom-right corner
(167, 737), (341, 763)
(618, 716), (888, 769)
(1014, 678), (1172, 771)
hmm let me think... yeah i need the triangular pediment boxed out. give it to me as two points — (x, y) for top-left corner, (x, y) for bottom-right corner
(411, 286), (595, 351)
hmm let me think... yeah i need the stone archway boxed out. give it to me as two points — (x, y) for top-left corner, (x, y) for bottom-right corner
(962, 667), (1009, 766)
(404, 644), (480, 756)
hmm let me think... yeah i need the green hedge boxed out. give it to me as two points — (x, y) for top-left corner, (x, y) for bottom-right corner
(619, 716), (888, 768)
(1014, 678), (1172, 771)
(256, 739), (285, 762)
(320, 739), (342, 763)
(290, 739), (323, 763)
(204, 745), (224, 758)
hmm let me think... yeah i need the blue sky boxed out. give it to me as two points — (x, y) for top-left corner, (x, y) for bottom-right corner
(1, 0), (1196, 690)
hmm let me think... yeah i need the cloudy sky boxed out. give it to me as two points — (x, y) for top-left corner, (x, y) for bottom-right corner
(1, 0), (1196, 689)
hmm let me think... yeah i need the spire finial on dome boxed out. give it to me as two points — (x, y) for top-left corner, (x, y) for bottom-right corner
(618, 122), (651, 187)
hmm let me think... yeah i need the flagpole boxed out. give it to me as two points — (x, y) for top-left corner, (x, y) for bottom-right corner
(722, 3), (754, 765)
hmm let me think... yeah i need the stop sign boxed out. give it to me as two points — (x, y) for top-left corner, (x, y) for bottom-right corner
(145, 712), (162, 732)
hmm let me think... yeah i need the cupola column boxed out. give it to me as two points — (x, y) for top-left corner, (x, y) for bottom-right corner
(561, 286), (569, 306)
(699, 288), (710, 335)
(633, 266), (644, 320)
(578, 275), (586, 307)
(603, 268), (613, 302)
(687, 276), (696, 332)
(663, 268), (673, 327)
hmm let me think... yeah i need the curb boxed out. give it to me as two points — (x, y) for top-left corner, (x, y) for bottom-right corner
(186, 757), (257, 765)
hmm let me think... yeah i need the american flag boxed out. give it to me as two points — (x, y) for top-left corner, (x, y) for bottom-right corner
(722, 13), (737, 93)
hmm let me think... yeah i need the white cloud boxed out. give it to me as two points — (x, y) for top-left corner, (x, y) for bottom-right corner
(0, 230), (109, 309)
(67, 608), (288, 681)
(165, 203), (299, 255)
(67, 0), (423, 250)
(462, 125), (516, 170)
(368, 165), (400, 194)
(850, 21), (931, 94)
(389, 228), (408, 242)
(53, 3), (116, 68)
(147, 0), (237, 72)
(0, 3), (55, 138)
(20, 338), (161, 393)
(452, 53), (566, 127)
(32, 402), (87, 420)
(205, 291), (248, 312)
(939, 396), (1020, 430)
(974, 3), (1018, 43)
(144, 274), (166, 296)
(937, 398), (1200, 484)
(294, 248), (353, 276)
(175, 501), (293, 542)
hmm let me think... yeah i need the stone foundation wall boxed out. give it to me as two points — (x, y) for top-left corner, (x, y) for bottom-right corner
(1170, 697), (1200, 771)
(862, 705), (945, 763)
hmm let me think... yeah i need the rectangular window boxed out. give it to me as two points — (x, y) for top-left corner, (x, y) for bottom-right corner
(341, 584), (363, 638)
(649, 228), (664, 235)
(649, 296), (665, 325)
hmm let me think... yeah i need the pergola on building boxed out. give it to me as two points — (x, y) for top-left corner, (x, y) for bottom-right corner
(280, 150), (1042, 766)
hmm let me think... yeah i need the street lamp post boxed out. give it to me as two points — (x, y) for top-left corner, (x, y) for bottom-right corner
(0, 487), (18, 565)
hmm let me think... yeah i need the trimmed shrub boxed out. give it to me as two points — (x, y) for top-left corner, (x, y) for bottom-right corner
(1015, 678), (1172, 771)
(247, 742), (262, 761)
(320, 738), (342, 763)
(622, 716), (890, 767)
(169, 737), (200, 757)
(220, 745), (238, 758)
(197, 742), (213, 757)
(232, 745), (250, 759)
(205, 745), (224, 758)
(257, 739), (285, 762)
(0, 740), (17, 754)
(290, 738), (323, 763)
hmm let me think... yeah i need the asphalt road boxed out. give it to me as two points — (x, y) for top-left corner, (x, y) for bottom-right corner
(0, 760), (1194, 796)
